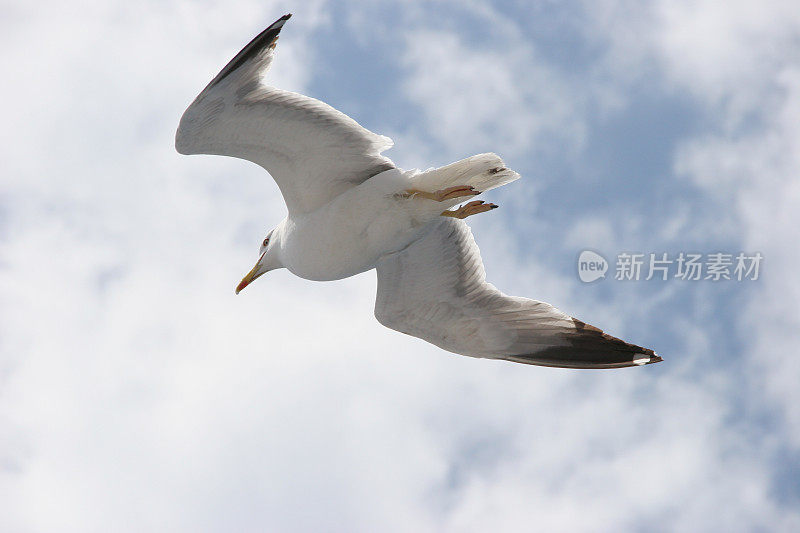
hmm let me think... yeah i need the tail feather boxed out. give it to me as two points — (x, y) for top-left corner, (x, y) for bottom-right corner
(412, 153), (520, 199)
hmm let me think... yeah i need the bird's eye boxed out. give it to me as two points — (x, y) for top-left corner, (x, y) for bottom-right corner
(263, 238), (270, 247)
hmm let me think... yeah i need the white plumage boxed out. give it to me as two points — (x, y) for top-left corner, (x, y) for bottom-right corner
(176, 14), (660, 369)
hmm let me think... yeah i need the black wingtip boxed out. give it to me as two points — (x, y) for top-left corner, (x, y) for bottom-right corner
(202, 14), (293, 93)
(504, 318), (662, 369)
(273, 14), (292, 26)
(632, 352), (663, 366)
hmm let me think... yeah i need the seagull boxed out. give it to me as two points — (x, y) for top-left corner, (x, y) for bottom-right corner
(176, 14), (661, 369)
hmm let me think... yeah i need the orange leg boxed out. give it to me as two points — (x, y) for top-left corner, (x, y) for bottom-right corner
(440, 200), (498, 219)
(403, 185), (480, 202)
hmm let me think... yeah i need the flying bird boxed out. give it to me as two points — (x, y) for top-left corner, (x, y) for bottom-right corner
(176, 14), (660, 369)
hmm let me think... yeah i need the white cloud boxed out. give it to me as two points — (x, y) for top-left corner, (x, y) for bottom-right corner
(400, 26), (585, 162)
(583, 0), (800, 118)
(676, 69), (800, 445)
(2, 0), (800, 531)
(653, 0), (800, 115)
(593, 0), (800, 450)
(564, 216), (622, 253)
(574, 0), (800, 455)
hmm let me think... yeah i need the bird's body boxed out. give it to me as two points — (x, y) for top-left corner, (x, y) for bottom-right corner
(275, 160), (515, 281)
(277, 168), (421, 281)
(177, 14), (661, 369)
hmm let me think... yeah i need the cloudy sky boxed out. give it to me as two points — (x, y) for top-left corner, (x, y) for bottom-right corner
(2, 0), (799, 531)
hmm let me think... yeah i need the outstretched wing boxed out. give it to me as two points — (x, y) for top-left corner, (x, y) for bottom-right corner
(176, 14), (395, 214)
(375, 218), (661, 369)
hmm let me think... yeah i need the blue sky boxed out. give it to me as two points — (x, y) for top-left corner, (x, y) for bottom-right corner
(2, 0), (799, 531)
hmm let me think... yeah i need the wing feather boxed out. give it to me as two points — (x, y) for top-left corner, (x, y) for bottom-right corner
(176, 14), (395, 214)
(374, 219), (661, 369)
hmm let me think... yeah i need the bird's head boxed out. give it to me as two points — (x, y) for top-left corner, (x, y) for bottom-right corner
(236, 229), (282, 294)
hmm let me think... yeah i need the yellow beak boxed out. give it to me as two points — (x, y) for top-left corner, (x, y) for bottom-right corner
(235, 252), (267, 294)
